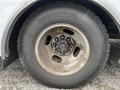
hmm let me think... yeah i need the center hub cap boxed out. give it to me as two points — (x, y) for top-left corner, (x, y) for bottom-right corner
(52, 34), (74, 56)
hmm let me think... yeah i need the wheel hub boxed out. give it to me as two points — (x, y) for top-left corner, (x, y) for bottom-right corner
(35, 23), (90, 76)
(52, 34), (74, 56)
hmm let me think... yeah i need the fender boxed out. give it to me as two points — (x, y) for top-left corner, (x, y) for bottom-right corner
(0, 0), (37, 69)
(0, 0), (120, 69)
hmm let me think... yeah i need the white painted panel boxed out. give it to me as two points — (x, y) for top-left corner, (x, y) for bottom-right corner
(0, 0), (24, 56)
(93, 0), (120, 24)
(0, 0), (36, 58)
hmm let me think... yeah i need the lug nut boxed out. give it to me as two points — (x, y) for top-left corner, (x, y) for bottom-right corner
(67, 49), (70, 53)
(55, 49), (58, 52)
(56, 48), (60, 53)
(60, 35), (65, 39)
(62, 51), (65, 55)
(53, 43), (56, 47)
(55, 37), (59, 42)
(66, 37), (71, 42)
(69, 43), (73, 47)
(57, 49), (59, 52)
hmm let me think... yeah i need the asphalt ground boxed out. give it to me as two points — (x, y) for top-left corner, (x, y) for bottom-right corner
(0, 40), (120, 90)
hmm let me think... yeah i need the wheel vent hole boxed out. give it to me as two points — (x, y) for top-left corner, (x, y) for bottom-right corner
(45, 35), (52, 45)
(52, 55), (62, 63)
(73, 47), (80, 57)
(63, 29), (74, 35)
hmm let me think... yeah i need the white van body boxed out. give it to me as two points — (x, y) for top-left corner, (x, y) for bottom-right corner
(0, 0), (120, 68)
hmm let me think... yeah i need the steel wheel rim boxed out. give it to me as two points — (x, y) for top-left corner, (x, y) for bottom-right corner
(34, 23), (90, 76)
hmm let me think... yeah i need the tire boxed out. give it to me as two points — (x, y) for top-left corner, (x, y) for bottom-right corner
(18, 2), (109, 88)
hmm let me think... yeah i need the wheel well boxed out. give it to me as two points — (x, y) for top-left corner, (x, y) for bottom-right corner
(8, 0), (120, 63)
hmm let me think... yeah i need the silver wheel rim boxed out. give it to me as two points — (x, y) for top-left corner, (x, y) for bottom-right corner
(35, 23), (90, 76)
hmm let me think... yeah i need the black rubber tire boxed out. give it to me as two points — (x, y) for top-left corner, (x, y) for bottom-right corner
(18, 2), (110, 88)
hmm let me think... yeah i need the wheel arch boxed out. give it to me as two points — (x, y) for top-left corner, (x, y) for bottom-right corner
(2, 0), (120, 68)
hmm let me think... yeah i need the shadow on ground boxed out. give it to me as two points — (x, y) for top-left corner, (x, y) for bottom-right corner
(0, 40), (120, 90)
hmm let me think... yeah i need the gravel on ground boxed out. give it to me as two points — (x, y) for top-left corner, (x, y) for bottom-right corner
(0, 40), (120, 90)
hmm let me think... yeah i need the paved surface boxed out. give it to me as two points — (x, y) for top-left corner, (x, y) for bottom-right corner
(0, 40), (120, 90)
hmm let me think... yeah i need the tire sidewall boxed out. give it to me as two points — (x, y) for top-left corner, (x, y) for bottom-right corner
(20, 6), (107, 87)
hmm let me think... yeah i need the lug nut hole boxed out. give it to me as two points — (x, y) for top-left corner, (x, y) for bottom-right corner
(63, 29), (74, 35)
(73, 47), (80, 57)
(45, 35), (52, 45)
(52, 55), (62, 63)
